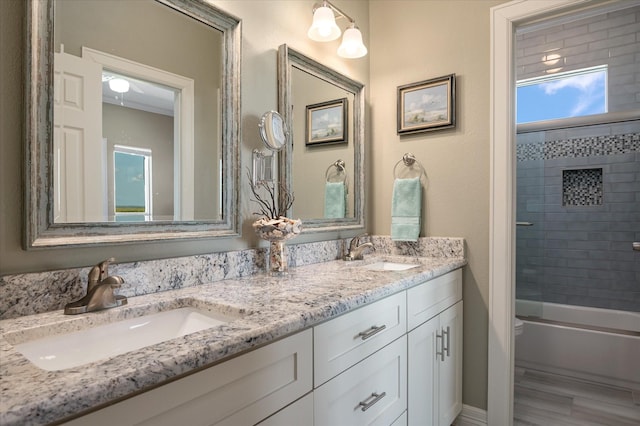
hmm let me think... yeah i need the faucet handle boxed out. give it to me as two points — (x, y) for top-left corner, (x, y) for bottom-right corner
(97, 257), (116, 282)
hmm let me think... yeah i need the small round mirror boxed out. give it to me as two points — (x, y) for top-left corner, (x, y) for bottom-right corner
(258, 111), (287, 151)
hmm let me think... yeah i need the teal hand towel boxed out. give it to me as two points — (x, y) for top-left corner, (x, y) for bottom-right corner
(324, 181), (346, 218)
(391, 177), (421, 241)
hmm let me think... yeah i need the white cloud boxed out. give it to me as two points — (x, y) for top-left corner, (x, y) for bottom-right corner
(540, 71), (605, 117)
(541, 72), (603, 95)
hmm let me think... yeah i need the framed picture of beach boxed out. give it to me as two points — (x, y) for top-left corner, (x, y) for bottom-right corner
(397, 74), (456, 135)
(306, 98), (348, 146)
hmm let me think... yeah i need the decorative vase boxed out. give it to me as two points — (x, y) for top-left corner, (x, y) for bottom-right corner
(253, 217), (302, 275)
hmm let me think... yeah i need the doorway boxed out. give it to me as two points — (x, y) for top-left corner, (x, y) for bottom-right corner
(489, 0), (640, 424)
(512, 4), (640, 424)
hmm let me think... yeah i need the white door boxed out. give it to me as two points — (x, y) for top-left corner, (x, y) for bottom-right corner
(54, 51), (104, 222)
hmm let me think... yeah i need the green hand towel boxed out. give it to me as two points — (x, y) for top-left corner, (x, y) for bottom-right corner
(391, 177), (421, 241)
(324, 181), (346, 218)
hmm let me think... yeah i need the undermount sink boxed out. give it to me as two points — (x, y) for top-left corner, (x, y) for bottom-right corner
(13, 307), (235, 371)
(361, 261), (419, 271)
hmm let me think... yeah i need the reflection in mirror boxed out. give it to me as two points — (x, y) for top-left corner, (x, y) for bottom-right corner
(278, 45), (364, 233)
(54, 0), (220, 223)
(25, 0), (241, 247)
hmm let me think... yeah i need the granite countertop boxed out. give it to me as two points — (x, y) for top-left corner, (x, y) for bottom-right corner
(0, 254), (466, 425)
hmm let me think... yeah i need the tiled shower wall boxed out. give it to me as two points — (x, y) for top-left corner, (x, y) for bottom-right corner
(516, 121), (640, 312)
(516, 5), (640, 112)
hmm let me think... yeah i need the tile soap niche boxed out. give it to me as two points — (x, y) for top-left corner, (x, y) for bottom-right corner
(562, 168), (603, 207)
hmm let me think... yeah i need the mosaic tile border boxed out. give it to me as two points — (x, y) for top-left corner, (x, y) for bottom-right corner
(517, 132), (640, 162)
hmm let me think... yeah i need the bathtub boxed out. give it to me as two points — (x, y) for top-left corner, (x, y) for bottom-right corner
(515, 300), (640, 389)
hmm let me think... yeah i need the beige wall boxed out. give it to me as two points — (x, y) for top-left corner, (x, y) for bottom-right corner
(369, 0), (504, 410)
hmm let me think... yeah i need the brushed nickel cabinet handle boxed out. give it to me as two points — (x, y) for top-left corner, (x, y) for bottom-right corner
(358, 392), (386, 412)
(443, 326), (451, 358)
(633, 242), (640, 251)
(357, 324), (387, 340)
(436, 330), (445, 362)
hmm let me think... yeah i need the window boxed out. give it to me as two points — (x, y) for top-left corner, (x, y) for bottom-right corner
(516, 66), (607, 124)
(113, 145), (152, 222)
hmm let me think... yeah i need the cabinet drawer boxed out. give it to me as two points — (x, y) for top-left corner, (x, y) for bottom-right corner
(314, 335), (407, 426)
(258, 393), (313, 426)
(66, 329), (312, 426)
(391, 411), (407, 426)
(407, 269), (461, 331)
(314, 292), (407, 385)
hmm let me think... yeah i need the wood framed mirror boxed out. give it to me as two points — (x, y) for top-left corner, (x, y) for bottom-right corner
(277, 44), (365, 233)
(25, 0), (241, 248)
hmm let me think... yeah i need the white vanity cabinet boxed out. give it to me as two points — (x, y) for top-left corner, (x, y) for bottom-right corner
(406, 270), (463, 426)
(62, 269), (463, 426)
(66, 329), (312, 426)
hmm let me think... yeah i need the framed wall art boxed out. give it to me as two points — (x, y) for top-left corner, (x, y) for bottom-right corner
(397, 73), (456, 135)
(306, 97), (348, 146)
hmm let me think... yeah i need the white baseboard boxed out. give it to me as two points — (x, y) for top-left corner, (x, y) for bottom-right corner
(453, 404), (488, 426)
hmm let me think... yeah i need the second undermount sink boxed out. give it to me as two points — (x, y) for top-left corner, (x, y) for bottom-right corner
(361, 261), (419, 271)
(12, 306), (236, 371)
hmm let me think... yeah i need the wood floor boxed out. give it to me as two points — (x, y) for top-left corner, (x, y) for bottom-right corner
(514, 367), (640, 425)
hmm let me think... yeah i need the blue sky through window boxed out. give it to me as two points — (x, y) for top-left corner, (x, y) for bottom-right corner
(517, 66), (607, 124)
(114, 151), (146, 212)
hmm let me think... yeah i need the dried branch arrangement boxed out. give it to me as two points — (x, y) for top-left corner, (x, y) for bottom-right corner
(248, 170), (295, 219)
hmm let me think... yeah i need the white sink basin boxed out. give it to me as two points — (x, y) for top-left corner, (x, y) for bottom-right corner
(361, 262), (419, 271)
(13, 307), (233, 371)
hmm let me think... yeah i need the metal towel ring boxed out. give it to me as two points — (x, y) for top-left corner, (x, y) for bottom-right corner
(325, 159), (347, 182)
(325, 159), (348, 193)
(393, 153), (425, 180)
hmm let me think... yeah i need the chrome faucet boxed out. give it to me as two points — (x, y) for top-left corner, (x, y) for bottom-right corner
(343, 233), (375, 261)
(64, 258), (127, 315)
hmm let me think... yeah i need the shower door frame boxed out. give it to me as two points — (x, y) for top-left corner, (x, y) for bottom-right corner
(487, 0), (598, 424)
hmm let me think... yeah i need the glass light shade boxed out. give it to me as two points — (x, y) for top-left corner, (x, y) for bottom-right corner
(337, 26), (367, 58)
(108, 78), (130, 93)
(307, 6), (341, 42)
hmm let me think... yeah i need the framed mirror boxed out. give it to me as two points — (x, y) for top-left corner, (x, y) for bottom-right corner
(25, 0), (241, 248)
(277, 44), (365, 233)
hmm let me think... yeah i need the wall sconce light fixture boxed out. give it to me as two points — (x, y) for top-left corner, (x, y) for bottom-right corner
(308, 1), (367, 59)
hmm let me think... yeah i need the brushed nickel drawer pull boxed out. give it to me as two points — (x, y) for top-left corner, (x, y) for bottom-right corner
(359, 392), (386, 412)
(443, 326), (451, 358)
(633, 242), (640, 251)
(436, 330), (444, 361)
(358, 324), (387, 340)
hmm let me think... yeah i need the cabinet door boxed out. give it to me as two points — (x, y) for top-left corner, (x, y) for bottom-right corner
(438, 301), (463, 426)
(407, 301), (463, 426)
(314, 336), (407, 426)
(407, 315), (439, 426)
